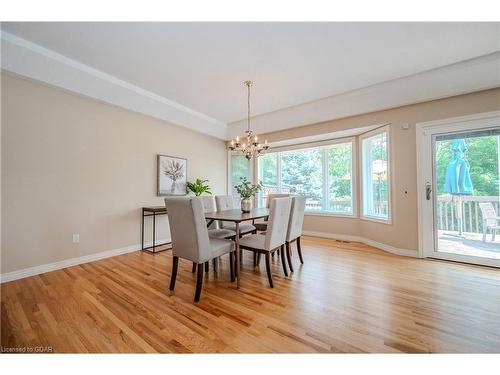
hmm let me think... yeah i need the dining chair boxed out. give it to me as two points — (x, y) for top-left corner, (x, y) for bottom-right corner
(284, 196), (306, 272)
(200, 196), (237, 239)
(215, 195), (257, 235)
(165, 197), (235, 302)
(194, 196), (236, 276)
(238, 197), (292, 288)
(254, 193), (291, 231)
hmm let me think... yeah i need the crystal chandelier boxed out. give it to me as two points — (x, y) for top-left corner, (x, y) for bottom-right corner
(229, 80), (269, 160)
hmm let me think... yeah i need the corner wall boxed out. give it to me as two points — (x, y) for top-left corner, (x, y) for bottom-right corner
(1, 73), (227, 275)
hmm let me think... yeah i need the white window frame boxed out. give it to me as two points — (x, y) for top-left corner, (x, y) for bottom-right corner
(360, 125), (392, 224)
(255, 137), (357, 217)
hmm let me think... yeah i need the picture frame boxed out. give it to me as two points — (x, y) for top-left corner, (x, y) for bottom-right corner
(157, 155), (187, 196)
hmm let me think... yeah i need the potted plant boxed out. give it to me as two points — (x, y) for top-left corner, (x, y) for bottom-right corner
(234, 177), (263, 212)
(186, 179), (212, 196)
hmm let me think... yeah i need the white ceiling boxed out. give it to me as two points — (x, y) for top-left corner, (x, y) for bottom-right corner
(2, 22), (500, 139)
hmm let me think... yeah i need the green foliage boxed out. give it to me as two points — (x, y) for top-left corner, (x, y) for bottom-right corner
(435, 136), (499, 197)
(281, 148), (323, 201)
(231, 155), (250, 182)
(328, 143), (352, 199)
(259, 153), (278, 185)
(186, 179), (212, 196)
(234, 177), (263, 198)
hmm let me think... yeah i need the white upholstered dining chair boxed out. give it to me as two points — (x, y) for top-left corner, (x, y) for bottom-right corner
(200, 196), (236, 240)
(254, 193), (291, 231)
(238, 197), (292, 287)
(165, 197), (235, 302)
(215, 195), (256, 235)
(194, 196), (236, 276)
(284, 196), (306, 272)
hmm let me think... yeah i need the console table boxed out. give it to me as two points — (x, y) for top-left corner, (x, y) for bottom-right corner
(141, 206), (172, 254)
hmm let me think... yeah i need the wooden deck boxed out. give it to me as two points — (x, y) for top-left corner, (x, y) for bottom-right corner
(1, 236), (499, 353)
(438, 230), (500, 259)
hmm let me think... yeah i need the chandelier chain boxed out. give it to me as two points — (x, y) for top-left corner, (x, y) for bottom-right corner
(247, 81), (250, 133)
(228, 80), (269, 160)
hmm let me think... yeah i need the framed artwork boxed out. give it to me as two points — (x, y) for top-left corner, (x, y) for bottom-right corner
(157, 155), (187, 196)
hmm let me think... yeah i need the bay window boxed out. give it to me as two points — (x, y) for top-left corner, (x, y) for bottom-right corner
(257, 139), (355, 215)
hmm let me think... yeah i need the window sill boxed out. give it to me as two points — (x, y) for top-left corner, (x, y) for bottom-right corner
(305, 211), (357, 219)
(360, 215), (392, 224)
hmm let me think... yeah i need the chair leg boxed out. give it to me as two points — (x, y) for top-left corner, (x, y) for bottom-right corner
(192, 262), (197, 273)
(253, 252), (257, 267)
(169, 256), (179, 291)
(194, 264), (204, 302)
(286, 242), (294, 272)
(257, 253), (261, 265)
(280, 245), (288, 276)
(204, 261), (209, 272)
(229, 252), (235, 282)
(493, 228), (496, 242)
(483, 224), (488, 242)
(213, 258), (218, 272)
(296, 236), (304, 264)
(265, 253), (274, 288)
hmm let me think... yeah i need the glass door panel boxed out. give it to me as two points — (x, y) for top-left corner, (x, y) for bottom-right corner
(433, 128), (500, 261)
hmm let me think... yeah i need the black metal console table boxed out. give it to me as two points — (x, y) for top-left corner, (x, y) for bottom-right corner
(141, 206), (172, 254)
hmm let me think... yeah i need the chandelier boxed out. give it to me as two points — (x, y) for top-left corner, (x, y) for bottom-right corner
(229, 80), (269, 160)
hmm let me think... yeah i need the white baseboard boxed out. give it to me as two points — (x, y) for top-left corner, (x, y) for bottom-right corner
(302, 230), (417, 258)
(1, 232), (416, 283)
(0, 238), (170, 283)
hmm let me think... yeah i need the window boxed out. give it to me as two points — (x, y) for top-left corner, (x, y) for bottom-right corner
(328, 142), (353, 214)
(257, 153), (278, 207)
(229, 153), (252, 197)
(361, 127), (390, 221)
(257, 139), (355, 215)
(281, 148), (324, 210)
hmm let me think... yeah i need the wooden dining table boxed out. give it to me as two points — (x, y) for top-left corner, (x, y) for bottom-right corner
(204, 207), (270, 288)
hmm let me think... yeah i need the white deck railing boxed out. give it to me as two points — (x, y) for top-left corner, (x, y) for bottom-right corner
(436, 195), (500, 233)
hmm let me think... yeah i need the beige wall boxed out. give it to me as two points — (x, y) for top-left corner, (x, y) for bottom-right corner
(261, 88), (500, 252)
(1, 73), (227, 274)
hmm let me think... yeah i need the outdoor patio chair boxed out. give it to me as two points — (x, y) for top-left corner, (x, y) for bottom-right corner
(478, 202), (500, 242)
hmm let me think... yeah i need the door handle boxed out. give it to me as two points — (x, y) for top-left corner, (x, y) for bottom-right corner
(425, 182), (432, 200)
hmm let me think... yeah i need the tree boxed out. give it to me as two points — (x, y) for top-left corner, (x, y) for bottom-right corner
(328, 143), (352, 200)
(280, 149), (323, 201)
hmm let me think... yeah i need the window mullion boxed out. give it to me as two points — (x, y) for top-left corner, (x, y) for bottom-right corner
(277, 152), (282, 193)
(322, 146), (329, 211)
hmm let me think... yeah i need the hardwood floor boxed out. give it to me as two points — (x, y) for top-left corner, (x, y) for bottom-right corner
(1, 236), (499, 353)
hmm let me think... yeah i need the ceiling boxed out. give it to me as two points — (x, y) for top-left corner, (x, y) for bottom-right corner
(2, 22), (500, 139)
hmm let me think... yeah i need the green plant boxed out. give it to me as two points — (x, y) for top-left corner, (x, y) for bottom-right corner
(186, 179), (212, 196)
(234, 177), (263, 199)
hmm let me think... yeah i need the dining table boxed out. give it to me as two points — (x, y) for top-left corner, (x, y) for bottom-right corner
(204, 207), (270, 288)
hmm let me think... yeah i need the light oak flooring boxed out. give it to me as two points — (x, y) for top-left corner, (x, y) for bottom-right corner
(1, 236), (499, 353)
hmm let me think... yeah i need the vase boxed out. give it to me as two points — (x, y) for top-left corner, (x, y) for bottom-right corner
(241, 197), (252, 213)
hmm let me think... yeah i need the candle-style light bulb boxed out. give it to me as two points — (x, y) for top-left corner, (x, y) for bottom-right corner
(236, 136), (240, 142)
(254, 135), (258, 141)
(231, 139), (234, 146)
